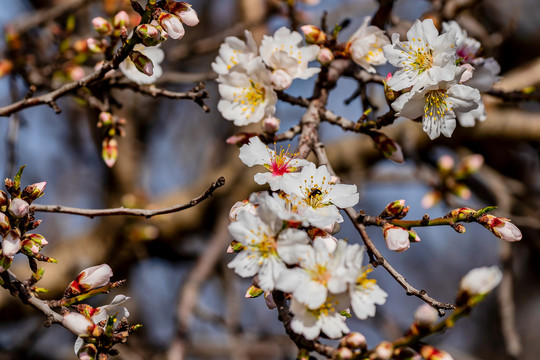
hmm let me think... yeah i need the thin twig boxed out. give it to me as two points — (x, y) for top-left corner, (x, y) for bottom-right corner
(31, 176), (225, 218)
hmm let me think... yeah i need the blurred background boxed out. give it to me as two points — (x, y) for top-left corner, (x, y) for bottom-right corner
(0, 0), (539, 359)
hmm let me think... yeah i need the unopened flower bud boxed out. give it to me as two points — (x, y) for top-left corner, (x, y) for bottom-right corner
(77, 343), (98, 360)
(2, 229), (21, 257)
(301, 25), (326, 44)
(67, 66), (85, 81)
(456, 154), (484, 178)
(0, 213), (9, 233)
(98, 112), (114, 128)
(452, 184), (471, 200)
(22, 181), (46, 203)
(130, 51), (154, 76)
(91, 17), (112, 36)
(421, 190), (441, 209)
(168, 2), (199, 26)
(159, 12), (185, 40)
(480, 215), (522, 242)
(459, 63), (474, 83)
(62, 312), (95, 336)
(334, 347), (353, 360)
(0, 190), (7, 206)
(340, 332), (367, 350)
(262, 116), (280, 133)
(68, 264), (113, 295)
(245, 284), (264, 298)
(458, 266), (502, 303)
(370, 131), (404, 164)
(9, 197), (29, 218)
(380, 199), (408, 219)
(21, 239), (40, 256)
(25, 233), (48, 247)
(317, 47), (334, 64)
(86, 38), (106, 53)
(414, 304), (439, 328)
(373, 341), (393, 360)
(382, 223), (410, 252)
(136, 24), (160, 41)
(226, 132), (258, 146)
(113, 11), (130, 28)
(437, 155), (454, 173)
(0, 253), (13, 272)
(73, 39), (88, 53)
(419, 345), (454, 360)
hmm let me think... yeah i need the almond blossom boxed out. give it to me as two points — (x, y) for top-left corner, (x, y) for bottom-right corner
(282, 163), (359, 228)
(289, 293), (350, 340)
(383, 19), (458, 92)
(344, 244), (388, 319)
(238, 136), (310, 190)
(347, 17), (390, 73)
(212, 30), (258, 75)
(259, 26), (320, 90)
(217, 58), (277, 126)
(459, 266), (502, 296)
(227, 204), (311, 291)
(391, 80), (481, 139)
(276, 239), (354, 309)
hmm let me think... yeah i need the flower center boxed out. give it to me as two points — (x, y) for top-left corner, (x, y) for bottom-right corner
(356, 266), (376, 289)
(255, 233), (277, 258)
(308, 296), (339, 318)
(307, 263), (330, 285)
(234, 80), (266, 119)
(424, 90), (452, 120)
(263, 144), (298, 176)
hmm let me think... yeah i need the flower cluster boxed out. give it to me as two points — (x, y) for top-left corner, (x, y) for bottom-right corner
(0, 167), (53, 273)
(213, 27), (320, 126)
(383, 19), (499, 139)
(227, 136), (387, 340)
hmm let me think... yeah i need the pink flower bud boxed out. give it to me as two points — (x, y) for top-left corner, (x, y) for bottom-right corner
(452, 184), (471, 200)
(339, 332), (367, 350)
(300, 25), (326, 44)
(9, 197), (29, 218)
(136, 24), (160, 41)
(0, 212), (9, 233)
(102, 138), (118, 168)
(21, 239), (40, 255)
(421, 190), (441, 209)
(25, 233), (48, 246)
(420, 345), (454, 360)
(262, 116), (280, 133)
(380, 199), (408, 219)
(414, 304), (439, 327)
(226, 132), (258, 146)
(62, 312), (95, 336)
(270, 69), (293, 90)
(70, 264), (113, 294)
(2, 229), (21, 257)
(0, 190), (7, 206)
(374, 341), (393, 360)
(113, 11), (130, 28)
(334, 347), (353, 359)
(459, 266), (502, 296)
(382, 224), (410, 252)
(159, 12), (185, 40)
(176, 3), (199, 26)
(22, 181), (46, 203)
(484, 215), (522, 242)
(86, 38), (106, 54)
(456, 154), (484, 178)
(317, 47), (334, 64)
(385, 72), (392, 82)
(92, 17), (112, 36)
(437, 155), (454, 173)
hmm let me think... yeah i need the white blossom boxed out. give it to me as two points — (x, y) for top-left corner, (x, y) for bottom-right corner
(282, 163), (359, 228)
(383, 19), (458, 92)
(119, 44), (164, 84)
(344, 244), (387, 319)
(75, 264), (113, 291)
(289, 292), (350, 340)
(238, 136), (310, 190)
(212, 30), (258, 75)
(348, 17), (390, 73)
(277, 239), (354, 309)
(227, 207), (310, 291)
(391, 80), (481, 139)
(63, 313), (95, 337)
(382, 224), (411, 252)
(459, 266), (502, 296)
(2, 230), (21, 257)
(217, 58), (277, 126)
(259, 26), (320, 90)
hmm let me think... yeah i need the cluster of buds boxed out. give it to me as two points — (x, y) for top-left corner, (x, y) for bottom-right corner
(0, 167), (53, 273)
(422, 154), (484, 208)
(61, 291), (139, 359)
(332, 332), (368, 359)
(300, 25), (335, 65)
(87, 11), (130, 54)
(379, 200), (419, 253)
(97, 112), (126, 168)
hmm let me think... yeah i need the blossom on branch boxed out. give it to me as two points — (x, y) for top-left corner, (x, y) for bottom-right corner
(67, 264), (113, 295)
(217, 58), (277, 125)
(383, 19), (458, 92)
(347, 17), (390, 73)
(459, 266), (502, 296)
(212, 30), (258, 75)
(259, 27), (320, 90)
(238, 136), (310, 191)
